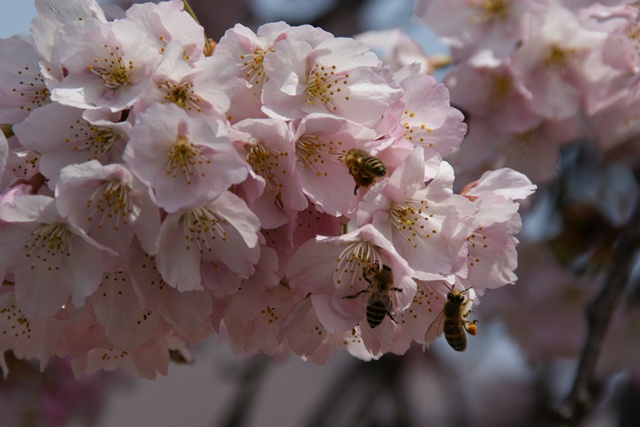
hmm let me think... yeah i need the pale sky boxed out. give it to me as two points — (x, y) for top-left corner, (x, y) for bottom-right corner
(0, 0), (36, 38)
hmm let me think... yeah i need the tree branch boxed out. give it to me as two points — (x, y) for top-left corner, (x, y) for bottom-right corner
(215, 354), (271, 427)
(554, 197), (640, 425)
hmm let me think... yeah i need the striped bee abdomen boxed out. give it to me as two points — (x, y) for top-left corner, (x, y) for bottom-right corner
(366, 300), (389, 328)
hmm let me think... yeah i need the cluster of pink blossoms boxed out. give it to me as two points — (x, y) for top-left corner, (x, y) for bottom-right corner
(414, 0), (640, 370)
(0, 0), (534, 378)
(417, 0), (640, 185)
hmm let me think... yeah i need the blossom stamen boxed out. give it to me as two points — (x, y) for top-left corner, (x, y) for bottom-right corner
(245, 143), (287, 196)
(166, 135), (210, 184)
(335, 241), (381, 289)
(181, 207), (228, 253)
(402, 108), (434, 147)
(390, 200), (435, 249)
(0, 303), (32, 339)
(306, 64), (348, 111)
(466, 228), (488, 267)
(13, 66), (50, 113)
(25, 223), (70, 268)
(480, 0), (509, 22)
(88, 45), (132, 89)
(542, 44), (577, 72)
(238, 48), (271, 86)
(85, 179), (133, 231)
(65, 120), (119, 160)
(294, 134), (345, 177)
(159, 80), (202, 111)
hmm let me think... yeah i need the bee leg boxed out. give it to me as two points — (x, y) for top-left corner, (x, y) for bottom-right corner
(391, 287), (402, 293)
(343, 289), (367, 300)
(353, 184), (359, 195)
(465, 320), (478, 336)
(387, 312), (398, 324)
(362, 267), (373, 284)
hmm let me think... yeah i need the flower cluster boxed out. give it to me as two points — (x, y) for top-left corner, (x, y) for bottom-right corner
(415, 0), (640, 373)
(0, 0), (534, 378)
(416, 0), (640, 185)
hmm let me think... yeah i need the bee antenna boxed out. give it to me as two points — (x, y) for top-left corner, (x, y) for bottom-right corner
(441, 281), (454, 292)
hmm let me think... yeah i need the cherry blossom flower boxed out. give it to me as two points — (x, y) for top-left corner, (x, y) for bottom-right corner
(154, 191), (261, 292)
(70, 333), (186, 379)
(125, 0), (206, 61)
(0, 194), (114, 319)
(123, 103), (247, 212)
(0, 38), (52, 124)
(232, 117), (308, 228)
(444, 55), (541, 134)
(261, 36), (402, 126)
(129, 248), (214, 337)
(384, 72), (467, 159)
(357, 147), (476, 278)
(52, 18), (162, 112)
(0, 0), (543, 376)
(510, 1), (608, 120)
(579, 3), (640, 74)
(216, 22), (332, 122)
(216, 22), (332, 93)
(13, 105), (129, 186)
(291, 113), (377, 217)
(29, 0), (106, 68)
(449, 116), (580, 185)
(223, 281), (301, 356)
(55, 161), (160, 256)
(88, 270), (163, 349)
(137, 41), (242, 118)
(0, 291), (69, 369)
(458, 168), (536, 291)
(415, 0), (547, 60)
(287, 224), (416, 339)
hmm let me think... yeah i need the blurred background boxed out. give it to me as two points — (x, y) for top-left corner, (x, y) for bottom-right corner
(1, 0), (639, 426)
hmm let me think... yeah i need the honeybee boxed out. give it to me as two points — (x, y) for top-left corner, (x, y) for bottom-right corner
(344, 149), (387, 195)
(425, 284), (477, 352)
(344, 264), (402, 328)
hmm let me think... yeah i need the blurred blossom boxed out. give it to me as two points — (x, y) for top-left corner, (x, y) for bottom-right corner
(0, 352), (127, 427)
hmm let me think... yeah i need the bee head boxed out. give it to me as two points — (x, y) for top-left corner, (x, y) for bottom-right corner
(448, 291), (466, 303)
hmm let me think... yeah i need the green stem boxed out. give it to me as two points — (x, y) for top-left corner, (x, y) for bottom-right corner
(181, 0), (200, 24)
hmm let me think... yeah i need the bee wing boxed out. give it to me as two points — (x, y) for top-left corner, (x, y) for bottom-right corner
(424, 309), (446, 343)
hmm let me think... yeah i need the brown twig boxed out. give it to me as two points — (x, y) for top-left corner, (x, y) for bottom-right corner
(554, 196), (640, 425)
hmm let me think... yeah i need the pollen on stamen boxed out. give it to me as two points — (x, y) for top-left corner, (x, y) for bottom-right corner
(166, 135), (211, 184)
(294, 134), (343, 178)
(65, 120), (119, 160)
(181, 207), (229, 253)
(335, 241), (381, 289)
(85, 179), (132, 231)
(306, 63), (349, 111)
(246, 144), (288, 195)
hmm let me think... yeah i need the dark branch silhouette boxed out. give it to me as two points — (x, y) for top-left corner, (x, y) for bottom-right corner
(554, 197), (640, 425)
